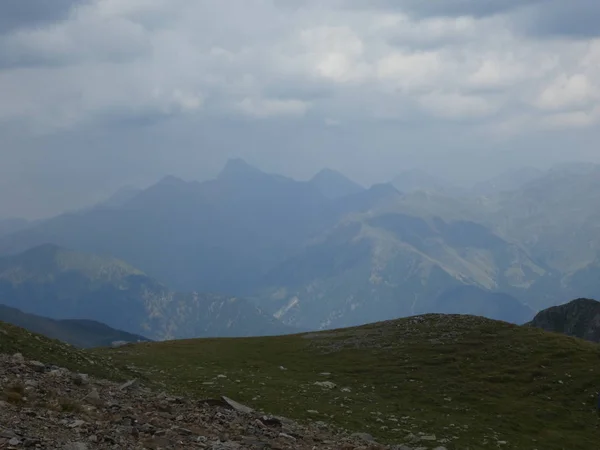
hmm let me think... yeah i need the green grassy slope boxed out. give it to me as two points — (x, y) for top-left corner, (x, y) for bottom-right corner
(100, 314), (600, 450)
(0, 321), (135, 380)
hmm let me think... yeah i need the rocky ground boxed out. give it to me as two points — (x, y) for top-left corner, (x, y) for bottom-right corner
(0, 353), (447, 450)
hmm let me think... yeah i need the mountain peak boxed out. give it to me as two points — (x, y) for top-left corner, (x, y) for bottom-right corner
(156, 175), (187, 187)
(218, 158), (264, 180)
(310, 168), (364, 200)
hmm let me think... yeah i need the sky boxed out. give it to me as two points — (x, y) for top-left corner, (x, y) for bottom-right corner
(1, 0), (600, 219)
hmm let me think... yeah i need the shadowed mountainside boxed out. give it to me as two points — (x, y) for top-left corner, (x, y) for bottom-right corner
(0, 244), (293, 340)
(526, 298), (600, 342)
(0, 304), (150, 348)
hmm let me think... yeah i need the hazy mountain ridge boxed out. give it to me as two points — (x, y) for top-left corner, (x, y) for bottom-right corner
(0, 160), (599, 333)
(256, 210), (544, 329)
(0, 304), (150, 348)
(0, 244), (292, 340)
(0, 160), (340, 295)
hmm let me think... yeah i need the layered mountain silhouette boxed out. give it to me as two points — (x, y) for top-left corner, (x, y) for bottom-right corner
(0, 304), (150, 348)
(0, 244), (293, 340)
(0, 159), (599, 335)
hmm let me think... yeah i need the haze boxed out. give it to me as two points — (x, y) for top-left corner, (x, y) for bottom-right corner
(2, 0), (600, 219)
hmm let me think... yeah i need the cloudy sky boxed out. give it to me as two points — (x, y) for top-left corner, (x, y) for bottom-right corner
(1, 0), (600, 218)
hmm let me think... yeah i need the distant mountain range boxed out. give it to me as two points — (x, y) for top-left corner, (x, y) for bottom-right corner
(0, 160), (599, 335)
(0, 244), (294, 340)
(0, 304), (150, 348)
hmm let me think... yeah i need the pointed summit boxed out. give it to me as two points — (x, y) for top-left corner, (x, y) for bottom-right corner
(218, 158), (264, 180)
(310, 168), (364, 200)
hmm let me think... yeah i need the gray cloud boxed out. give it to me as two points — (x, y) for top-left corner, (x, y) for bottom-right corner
(517, 0), (600, 38)
(340, 0), (542, 18)
(1, 0), (600, 218)
(343, 0), (600, 38)
(0, 0), (86, 34)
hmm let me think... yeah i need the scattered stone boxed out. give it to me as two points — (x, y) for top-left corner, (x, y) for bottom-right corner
(119, 379), (138, 390)
(420, 434), (437, 441)
(68, 420), (86, 428)
(279, 432), (296, 441)
(221, 396), (254, 414)
(314, 381), (337, 389)
(71, 373), (89, 386)
(0, 353), (430, 450)
(351, 432), (375, 442)
(29, 361), (46, 373)
(11, 353), (24, 363)
(83, 388), (103, 406)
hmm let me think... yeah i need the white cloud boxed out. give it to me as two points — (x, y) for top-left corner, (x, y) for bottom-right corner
(535, 74), (599, 111)
(376, 50), (442, 90)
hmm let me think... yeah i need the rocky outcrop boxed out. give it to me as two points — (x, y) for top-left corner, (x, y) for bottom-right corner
(526, 298), (600, 342)
(0, 353), (441, 450)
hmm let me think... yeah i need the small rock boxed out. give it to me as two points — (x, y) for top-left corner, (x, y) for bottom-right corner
(72, 373), (89, 386)
(314, 381), (337, 389)
(279, 433), (296, 441)
(11, 353), (24, 363)
(29, 361), (46, 373)
(351, 432), (375, 442)
(420, 435), (437, 441)
(8, 437), (21, 446)
(119, 379), (138, 391)
(84, 388), (103, 406)
(221, 396), (253, 414)
(68, 420), (86, 428)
